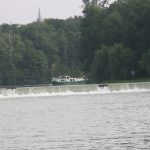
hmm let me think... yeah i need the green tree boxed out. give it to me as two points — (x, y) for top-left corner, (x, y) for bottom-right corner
(20, 48), (49, 84)
(82, 0), (109, 7)
(140, 49), (150, 76)
(91, 44), (133, 82)
(81, 4), (105, 72)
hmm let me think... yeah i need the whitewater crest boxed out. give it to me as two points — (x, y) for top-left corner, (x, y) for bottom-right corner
(0, 82), (150, 98)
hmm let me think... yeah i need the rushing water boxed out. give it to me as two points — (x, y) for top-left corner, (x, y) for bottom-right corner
(0, 91), (150, 150)
(1, 82), (150, 98)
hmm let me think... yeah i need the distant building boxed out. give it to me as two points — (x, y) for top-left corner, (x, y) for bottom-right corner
(37, 8), (42, 22)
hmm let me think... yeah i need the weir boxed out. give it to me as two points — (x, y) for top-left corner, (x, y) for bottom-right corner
(0, 82), (150, 98)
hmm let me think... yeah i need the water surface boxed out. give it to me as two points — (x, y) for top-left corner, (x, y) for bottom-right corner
(0, 92), (150, 149)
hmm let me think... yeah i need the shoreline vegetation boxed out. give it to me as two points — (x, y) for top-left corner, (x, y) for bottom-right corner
(0, 0), (150, 86)
(0, 79), (150, 90)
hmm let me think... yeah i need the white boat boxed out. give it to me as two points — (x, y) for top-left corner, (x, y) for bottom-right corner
(52, 75), (86, 85)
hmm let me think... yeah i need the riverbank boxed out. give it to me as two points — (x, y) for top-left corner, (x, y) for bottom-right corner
(100, 78), (150, 84)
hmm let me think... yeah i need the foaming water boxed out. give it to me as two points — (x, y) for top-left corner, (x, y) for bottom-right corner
(0, 82), (150, 98)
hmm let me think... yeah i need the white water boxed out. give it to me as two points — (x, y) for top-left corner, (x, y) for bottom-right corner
(0, 82), (150, 98)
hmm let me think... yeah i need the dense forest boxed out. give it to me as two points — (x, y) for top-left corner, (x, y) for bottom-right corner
(0, 0), (150, 85)
(0, 17), (82, 85)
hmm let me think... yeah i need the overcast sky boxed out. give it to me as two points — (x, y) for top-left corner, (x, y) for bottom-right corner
(0, 0), (83, 24)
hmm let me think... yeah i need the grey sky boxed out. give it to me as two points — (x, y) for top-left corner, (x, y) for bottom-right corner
(0, 0), (83, 24)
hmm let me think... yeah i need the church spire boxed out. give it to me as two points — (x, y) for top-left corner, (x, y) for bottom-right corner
(37, 8), (42, 22)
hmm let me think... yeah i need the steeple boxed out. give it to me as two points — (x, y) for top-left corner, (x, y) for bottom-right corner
(37, 8), (42, 22)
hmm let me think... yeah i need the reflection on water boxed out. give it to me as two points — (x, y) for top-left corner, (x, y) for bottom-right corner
(0, 92), (150, 149)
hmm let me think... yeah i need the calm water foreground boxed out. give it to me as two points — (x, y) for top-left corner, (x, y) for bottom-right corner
(0, 92), (150, 150)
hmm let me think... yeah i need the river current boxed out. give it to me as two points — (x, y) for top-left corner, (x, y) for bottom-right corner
(0, 92), (150, 150)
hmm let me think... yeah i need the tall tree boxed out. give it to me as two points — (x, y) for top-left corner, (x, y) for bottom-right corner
(82, 0), (109, 7)
(81, 4), (105, 72)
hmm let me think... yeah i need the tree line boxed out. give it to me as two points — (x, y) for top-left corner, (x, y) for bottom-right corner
(81, 0), (150, 82)
(0, 0), (150, 85)
(0, 17), (82, 85)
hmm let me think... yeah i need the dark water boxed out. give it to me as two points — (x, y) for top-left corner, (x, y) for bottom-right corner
(0, 92), (150, 150)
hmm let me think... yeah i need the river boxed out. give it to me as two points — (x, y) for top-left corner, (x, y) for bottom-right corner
(0, 90), (150, 149)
